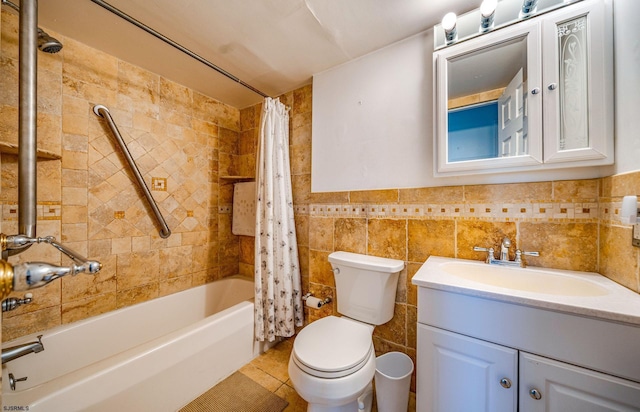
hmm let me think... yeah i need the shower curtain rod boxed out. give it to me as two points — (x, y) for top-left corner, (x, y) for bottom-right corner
(89, 0), (269, 99)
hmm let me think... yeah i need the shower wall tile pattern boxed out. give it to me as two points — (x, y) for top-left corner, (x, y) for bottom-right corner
(0, 10), (240, 341)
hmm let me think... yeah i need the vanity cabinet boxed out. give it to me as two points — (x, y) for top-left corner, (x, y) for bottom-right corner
(418, 325), (517, 411)
(418, 324), (640, 412)
(434, 0), (613, 176)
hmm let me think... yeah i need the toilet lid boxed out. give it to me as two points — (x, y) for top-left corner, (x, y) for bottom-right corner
(293, 316), (373, 377)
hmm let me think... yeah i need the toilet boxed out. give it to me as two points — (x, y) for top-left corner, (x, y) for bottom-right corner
(288, 251), (405, 412)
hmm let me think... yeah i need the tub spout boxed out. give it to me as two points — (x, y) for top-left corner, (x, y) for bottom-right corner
(2, 335), (44, 364)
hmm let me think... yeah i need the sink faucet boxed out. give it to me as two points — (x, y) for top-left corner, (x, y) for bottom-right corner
(2, 335), (44, 364)
(500, 237), (511, 261)
(473, 239), (539, 268)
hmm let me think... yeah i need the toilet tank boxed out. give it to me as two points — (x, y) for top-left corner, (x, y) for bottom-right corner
(328, 251), (405, 325)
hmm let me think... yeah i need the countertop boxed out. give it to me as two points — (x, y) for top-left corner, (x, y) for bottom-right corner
(412, 256), (640, 326)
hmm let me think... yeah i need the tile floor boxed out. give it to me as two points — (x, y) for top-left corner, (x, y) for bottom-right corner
(238, 338), (417, 412)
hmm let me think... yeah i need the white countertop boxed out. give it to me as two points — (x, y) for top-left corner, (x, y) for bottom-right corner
(412, 256), (640, 326)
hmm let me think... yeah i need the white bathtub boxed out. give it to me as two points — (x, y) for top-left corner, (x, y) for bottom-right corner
(2, 276), (266, 411)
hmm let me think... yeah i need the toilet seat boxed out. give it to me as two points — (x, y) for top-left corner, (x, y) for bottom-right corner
(292, 316), (373, 379)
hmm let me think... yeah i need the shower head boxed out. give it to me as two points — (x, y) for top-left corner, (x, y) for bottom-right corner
(37, 28), (63, 54)
(1, 1), (63, 53)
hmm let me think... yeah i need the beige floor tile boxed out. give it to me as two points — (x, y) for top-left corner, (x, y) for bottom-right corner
(275, 383), (308, 412)
(250, 339), (293, 383)
(239, 364), (284, 393)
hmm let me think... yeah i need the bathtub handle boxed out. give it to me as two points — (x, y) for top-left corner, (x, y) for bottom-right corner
(8, 373), (28, 391)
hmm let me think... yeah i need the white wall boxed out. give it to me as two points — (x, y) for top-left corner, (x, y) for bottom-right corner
(312, 0), (636, 193)
(612, 0), (640, 175)
(311, 31), (433, 192)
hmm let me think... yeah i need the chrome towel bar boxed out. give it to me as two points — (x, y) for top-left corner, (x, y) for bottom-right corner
(93, 105), (171, 238)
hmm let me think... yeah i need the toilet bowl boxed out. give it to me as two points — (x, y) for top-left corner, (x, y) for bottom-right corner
(289, 316), (376, 411)
(288, 252), (405, 412)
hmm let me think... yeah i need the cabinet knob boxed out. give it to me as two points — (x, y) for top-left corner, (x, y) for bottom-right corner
(529, 388), (542, 400)
(499, 378), (512, 389)
(531, 87), (541, 95)
(548, 83), (558, 90)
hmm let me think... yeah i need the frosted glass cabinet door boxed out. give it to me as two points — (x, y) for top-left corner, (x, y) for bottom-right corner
(520, 352), (640, 412)
(542, 0), (613, 164)
(417, 324), (517, 412)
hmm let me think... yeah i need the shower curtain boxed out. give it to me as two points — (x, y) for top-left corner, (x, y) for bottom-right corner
(254, 97), (303, 342)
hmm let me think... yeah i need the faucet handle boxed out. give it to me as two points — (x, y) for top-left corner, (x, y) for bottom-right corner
(473, 246), (495, 263)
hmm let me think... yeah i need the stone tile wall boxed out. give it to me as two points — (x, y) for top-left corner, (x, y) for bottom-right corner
(0, 11), (241, 341)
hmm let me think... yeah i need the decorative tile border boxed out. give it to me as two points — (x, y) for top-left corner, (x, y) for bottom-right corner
(1, 203), (62, 221)
(307, 202), (601, 222)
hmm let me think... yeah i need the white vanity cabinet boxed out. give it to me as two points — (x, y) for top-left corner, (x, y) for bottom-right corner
(417, 324), (518, 411)
(412, 257), (640, 411)
(434, 0), (613, 176)
(417, 323), (640, 412)
(520, 352), (640, 412)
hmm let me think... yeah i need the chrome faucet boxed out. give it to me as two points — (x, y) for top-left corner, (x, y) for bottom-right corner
(474, 238), (539, 268)
(0, 234), (102, 298)
(4, 235), (102, 275)
(2, 335), (44, 364)
(500, 237), (512, 261)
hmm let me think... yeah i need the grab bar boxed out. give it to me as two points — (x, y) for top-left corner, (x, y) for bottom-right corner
(93, 105), (171, 238)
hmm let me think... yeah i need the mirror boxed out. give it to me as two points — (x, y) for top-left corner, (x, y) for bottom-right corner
(435, 21), (543, 174)
(447, 35), (528, 162)
(434, 0), (612, 177)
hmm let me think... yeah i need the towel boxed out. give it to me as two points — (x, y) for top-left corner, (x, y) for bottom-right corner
(232, 182), (256, 236)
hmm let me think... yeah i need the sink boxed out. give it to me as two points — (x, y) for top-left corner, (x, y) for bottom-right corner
(440, 261), (609, 297)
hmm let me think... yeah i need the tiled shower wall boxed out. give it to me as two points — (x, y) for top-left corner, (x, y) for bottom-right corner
(0, 11), (242, 341)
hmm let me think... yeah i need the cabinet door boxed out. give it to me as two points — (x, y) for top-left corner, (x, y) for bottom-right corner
(520, 352), (640, 412)
(416, 324), (517, 412)
(542, 0), (613, 164)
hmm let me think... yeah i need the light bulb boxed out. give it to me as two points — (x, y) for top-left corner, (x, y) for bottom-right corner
(480, 0), (497, 32)
(480, 0), (498, 17)
(442, 12), (458, 43)
(442, 12), (457, 31)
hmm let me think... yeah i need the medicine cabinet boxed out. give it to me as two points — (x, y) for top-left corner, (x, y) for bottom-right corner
(434, 0), (613, 176)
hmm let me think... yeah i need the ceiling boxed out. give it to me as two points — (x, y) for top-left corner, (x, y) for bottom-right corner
(35, 0), (479, 108)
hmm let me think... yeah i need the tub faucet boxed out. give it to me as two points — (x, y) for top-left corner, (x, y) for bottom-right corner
(2, 335), (44, 364)
(3, 235), (102, 275)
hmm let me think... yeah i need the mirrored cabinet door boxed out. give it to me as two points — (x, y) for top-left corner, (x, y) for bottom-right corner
(542, 0), (613, 164)
(434, 0), (613, 177)
(435, 21), (543, 174)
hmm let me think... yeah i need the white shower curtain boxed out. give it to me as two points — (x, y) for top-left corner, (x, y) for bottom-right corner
(254, 97), (303, 342)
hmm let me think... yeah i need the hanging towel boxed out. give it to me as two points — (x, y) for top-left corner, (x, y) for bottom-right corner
(232, 182), (256, 236)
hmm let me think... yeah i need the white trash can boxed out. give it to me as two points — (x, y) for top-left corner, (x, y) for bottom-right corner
(374, 351), (414, 412)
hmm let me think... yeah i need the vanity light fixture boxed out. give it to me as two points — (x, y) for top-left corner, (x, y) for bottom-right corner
(442, 12), (458, 44)
(479, 0), (498, 32)
(520, 0), (539, 18)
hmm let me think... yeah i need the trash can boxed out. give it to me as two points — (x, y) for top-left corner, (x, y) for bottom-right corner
(374, 351), (414, 412)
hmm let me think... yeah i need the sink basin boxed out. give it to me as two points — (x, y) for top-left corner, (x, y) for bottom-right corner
(441, 262), (609, 297)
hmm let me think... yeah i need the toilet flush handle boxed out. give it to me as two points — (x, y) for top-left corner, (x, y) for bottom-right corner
(331, 268), (340, 275)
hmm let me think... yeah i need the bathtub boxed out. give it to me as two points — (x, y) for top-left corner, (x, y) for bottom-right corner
(2, 276), (267, 411)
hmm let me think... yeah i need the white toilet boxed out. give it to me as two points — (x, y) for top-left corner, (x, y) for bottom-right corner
(288, 251), (405, 412)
